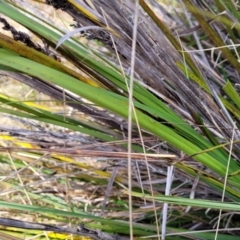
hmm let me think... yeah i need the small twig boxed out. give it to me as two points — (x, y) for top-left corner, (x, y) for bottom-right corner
(0, 146), (176, 159)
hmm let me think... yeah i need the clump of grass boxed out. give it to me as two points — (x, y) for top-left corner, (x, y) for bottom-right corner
(0, 0), (240, 239)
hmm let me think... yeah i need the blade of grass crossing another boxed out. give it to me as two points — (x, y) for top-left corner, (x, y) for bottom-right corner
(1, 53), (240, 186)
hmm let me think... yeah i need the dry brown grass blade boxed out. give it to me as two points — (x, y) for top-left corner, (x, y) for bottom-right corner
(0, 146), (176, 159)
